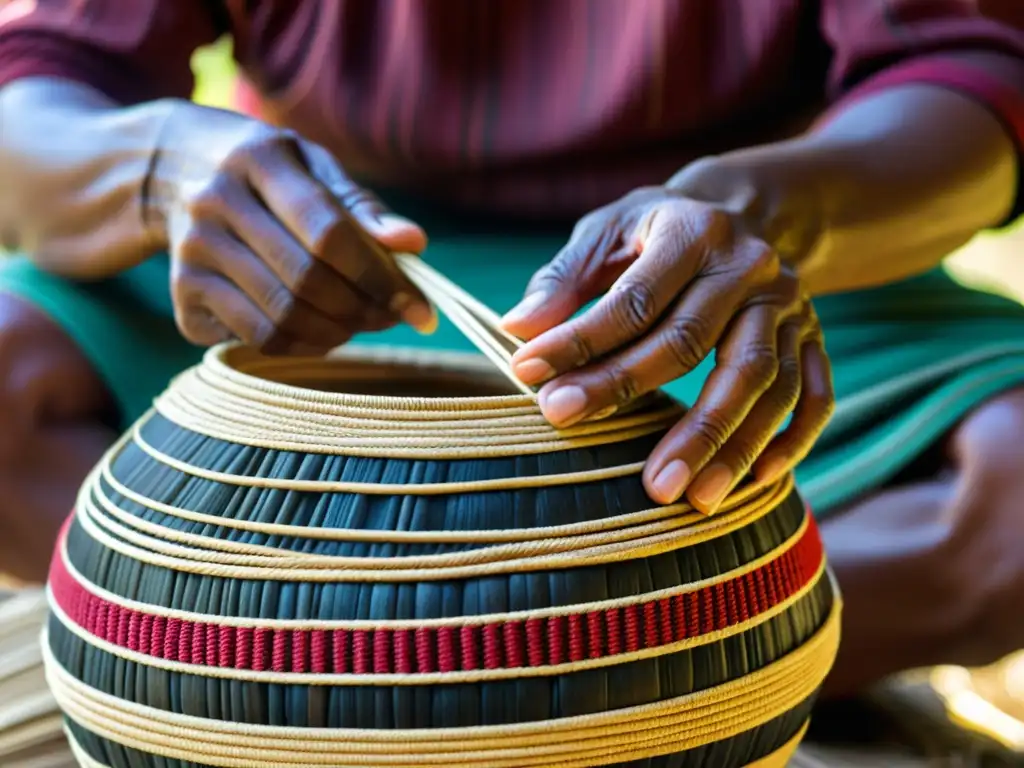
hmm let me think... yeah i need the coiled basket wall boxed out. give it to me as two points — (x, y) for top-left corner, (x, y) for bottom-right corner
(44, 342), (840, 768)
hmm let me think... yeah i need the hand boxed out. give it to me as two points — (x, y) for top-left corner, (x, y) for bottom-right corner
(501, 185), (834, 513)
(151, 102), (435, 354)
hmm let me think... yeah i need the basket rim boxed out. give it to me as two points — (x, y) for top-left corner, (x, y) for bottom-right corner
(206, 343), (543, 412)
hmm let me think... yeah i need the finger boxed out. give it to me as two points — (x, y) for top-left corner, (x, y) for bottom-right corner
(185, 223), (370, 350)
(172, 263), (275, 349)
(511, 206), (717, 385)
(533, 270), (749, 427)
(501, 215), (636, 341)
(299, 142), (428, 253)
(684, 320), (803, 510)
(209, 180), (397, 326)
(639, 305), (782, 509)
(753, 330), (834, 482)
(244, 141), (434, 332)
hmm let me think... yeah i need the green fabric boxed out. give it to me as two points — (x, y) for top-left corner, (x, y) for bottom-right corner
(5, 230), (1024, 517)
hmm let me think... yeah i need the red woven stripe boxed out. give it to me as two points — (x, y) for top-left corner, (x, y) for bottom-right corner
(643, 601), (658, 649)
(483, 624), (502, 669)
(548, 615), (565, 666)
(219, 625), (235, 667)
(353, 630), (371, 674)
(253, 628), (269, 672)
(606, 608), (623, 655)
(394, 629), (413, 674)
(51, 514), (824, 675)
(503, 621), (525, 669)
(311, 630), (328, 674)
(525, 619), (545, 667)
(150, 616), (165, 658)
(373, 629), (392, 675)
(437, 627), (457, 673)
(414, 627), (435, 673)
(460, 625), (479, 671)
(333, 629), (350, 674)
(294, 630), (310, 673)
(586, 611), (603, 660)
(272, 630), (287, 673)
(567, 614), (585, 662)
(236, 627), (253, 670)
(624, 604), (641, 652)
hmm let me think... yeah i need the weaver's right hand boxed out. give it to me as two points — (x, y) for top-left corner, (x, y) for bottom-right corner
(150, 102), (435, 355)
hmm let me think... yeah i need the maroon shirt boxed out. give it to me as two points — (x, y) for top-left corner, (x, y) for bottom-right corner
(2, 0), (1024, 220)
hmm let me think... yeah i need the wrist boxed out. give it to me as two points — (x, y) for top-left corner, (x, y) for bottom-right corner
(665, 142), (834, 277)
(140, 98), (206, 249)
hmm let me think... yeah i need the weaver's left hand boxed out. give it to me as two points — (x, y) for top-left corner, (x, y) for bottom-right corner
(501, 186), (833, 513)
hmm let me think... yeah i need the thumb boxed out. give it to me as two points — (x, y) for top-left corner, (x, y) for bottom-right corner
(361, 212), (429, 254)
(501, 232), (627, 341)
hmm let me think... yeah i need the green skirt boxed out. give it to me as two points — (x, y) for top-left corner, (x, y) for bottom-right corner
(7, 218), (1024, 518)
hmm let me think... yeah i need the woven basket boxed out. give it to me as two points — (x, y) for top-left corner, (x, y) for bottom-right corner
(44, 258), (840, 767)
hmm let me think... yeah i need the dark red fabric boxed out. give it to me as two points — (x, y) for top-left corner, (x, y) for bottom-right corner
(2, 1), (1023, 220)
(49, 513), (826, 675)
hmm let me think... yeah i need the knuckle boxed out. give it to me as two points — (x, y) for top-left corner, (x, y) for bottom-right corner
(609, 280), (660, 335)
(230, 125), (291, 161)
(336, 184), (379, 213)
(569, 326), (596, 368)
(690, 412), (733, 455)
(773, 354), (802, 405)
(530, 257), (575, 294)
(185, 180), (230, 220)
(733, 344), (779, 386)
(573, 209), (605, 236)
(741, 241), (780, 280)
(663, 315), (710, 370)
(602, 362), (642, 407)
(260, 283), (296, 324)
(175, 224), (210, 264)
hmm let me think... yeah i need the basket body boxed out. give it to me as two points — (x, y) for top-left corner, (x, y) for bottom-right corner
(45, 345), (840, 768)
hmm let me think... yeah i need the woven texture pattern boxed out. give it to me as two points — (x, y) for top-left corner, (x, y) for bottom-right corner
(45, 344), (840, 767)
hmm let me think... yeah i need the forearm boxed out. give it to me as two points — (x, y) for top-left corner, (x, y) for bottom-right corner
(670, 84), (1018, 296)
(0, 78), (178, 279)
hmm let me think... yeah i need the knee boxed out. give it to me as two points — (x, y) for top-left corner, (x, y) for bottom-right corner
(948, 387), (1024, 476)
(939, 388), (1024, 664)
(0, 293), (110, 458)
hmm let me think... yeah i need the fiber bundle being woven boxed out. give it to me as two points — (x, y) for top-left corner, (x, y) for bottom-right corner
(44, 258), (840, 768)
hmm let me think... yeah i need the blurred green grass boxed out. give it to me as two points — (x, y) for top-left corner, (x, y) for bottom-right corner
(191, 38), (238, 109)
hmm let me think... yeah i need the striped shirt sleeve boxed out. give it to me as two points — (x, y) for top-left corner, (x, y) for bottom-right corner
(0, 0), (223, 103)
(820, 0), (1024, 223)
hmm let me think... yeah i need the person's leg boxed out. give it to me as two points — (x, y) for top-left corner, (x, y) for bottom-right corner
(820, 386), (1024, 696)
(0, 255), (203, 584)
(0, 293), (116, 584)
(790, 269), (1024, 696)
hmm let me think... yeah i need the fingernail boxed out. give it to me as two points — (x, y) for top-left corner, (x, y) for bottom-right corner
(691, 463), (734, 512)
(391, 292), (437, 334)
(512, 358), (555, 385)
(503, 292), (548, 326)
(542, 385), (588, 426)
(651, 460), (691, 504)
(376, 213), (421, 234)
